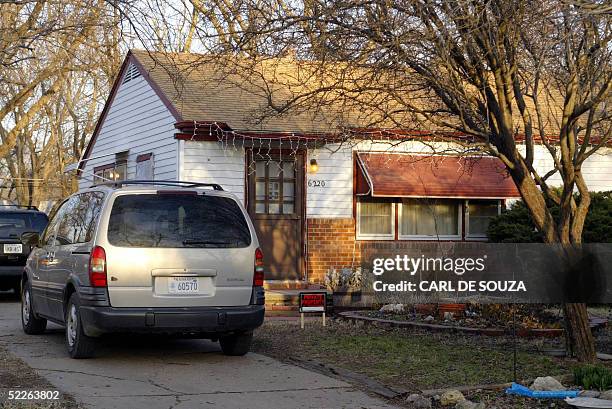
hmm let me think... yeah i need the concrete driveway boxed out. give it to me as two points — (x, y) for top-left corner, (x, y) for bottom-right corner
(0, 293), (398, 409)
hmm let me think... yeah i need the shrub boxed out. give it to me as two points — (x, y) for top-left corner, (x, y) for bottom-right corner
(487, 191), (612, 243)
(582, 191), (612, 243)
(486, 201), (542, 243)
(573, 365), (612, 391)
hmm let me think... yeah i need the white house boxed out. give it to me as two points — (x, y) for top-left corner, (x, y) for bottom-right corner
(78, 50), (612, 286)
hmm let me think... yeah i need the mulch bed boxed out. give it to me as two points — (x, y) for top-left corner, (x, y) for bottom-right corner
(344, 309), (608, 338)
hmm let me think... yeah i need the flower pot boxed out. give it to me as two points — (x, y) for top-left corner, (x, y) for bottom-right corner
(438, 303), (466, 319)
(415, 304), (437, 315)
(333, 289), (370, 308)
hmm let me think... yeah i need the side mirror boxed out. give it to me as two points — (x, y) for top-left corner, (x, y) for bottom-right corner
(21, 231), (40, 247)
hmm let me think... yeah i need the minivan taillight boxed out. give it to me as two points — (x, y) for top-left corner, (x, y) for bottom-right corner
(89, 246), (107, 287)
(254, 248), (264, 287)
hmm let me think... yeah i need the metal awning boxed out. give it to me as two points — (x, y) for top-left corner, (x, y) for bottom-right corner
(356, 152), (521, 199)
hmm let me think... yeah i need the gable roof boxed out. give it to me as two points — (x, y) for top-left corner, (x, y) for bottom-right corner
(79, 49), (417, 173)
(80, 49), (591, 174)
(129, 49), (414, 134)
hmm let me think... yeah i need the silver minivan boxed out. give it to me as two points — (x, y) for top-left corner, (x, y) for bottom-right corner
(20, 181), (265, 358)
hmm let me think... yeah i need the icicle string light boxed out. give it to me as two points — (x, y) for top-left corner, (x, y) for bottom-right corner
(185, 120), (488, 175)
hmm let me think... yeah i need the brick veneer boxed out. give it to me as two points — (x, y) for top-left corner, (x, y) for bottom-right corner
(306, 218), (361, 284)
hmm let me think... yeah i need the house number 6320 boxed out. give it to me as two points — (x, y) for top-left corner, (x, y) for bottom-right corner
(308, 180), (326, 187)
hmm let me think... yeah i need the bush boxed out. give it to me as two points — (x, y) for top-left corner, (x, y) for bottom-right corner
(487, 191), (612, 243)
(582, 191), (612, 243)
(573, 365), (612, 391)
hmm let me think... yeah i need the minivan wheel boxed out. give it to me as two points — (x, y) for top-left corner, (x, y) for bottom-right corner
(65, 293), (95, 359)
(21, 283), (47, 335)
(219, 331), (253, 356)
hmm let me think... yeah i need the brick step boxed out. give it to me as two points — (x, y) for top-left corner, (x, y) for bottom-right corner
(263, 280), (326, 291)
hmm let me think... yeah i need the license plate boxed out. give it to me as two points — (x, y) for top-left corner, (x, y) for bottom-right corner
(168, 277), (199, 294)
(3, 244), (22, 254)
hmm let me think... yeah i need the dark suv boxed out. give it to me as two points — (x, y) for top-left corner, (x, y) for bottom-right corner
(0, 205), (48, 293)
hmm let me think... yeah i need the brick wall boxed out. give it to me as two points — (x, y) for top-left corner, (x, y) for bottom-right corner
(306, 218), (361, 284)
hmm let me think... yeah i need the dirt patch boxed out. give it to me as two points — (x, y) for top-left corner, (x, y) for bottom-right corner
(0, 346), (80, 409)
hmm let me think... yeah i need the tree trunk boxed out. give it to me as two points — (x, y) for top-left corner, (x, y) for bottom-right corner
(563, 303), (596, 362)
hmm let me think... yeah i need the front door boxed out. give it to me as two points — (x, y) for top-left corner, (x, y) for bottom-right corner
(247, 151), (304, 280)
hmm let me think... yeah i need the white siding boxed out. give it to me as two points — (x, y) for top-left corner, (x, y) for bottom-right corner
(78, 75), (178, 189)
(529, 145), (612, 192)
(181, 141), (246, 204)
(306, 144), (354, 218)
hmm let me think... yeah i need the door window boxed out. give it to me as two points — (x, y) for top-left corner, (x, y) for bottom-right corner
(254, 159), (296, 215)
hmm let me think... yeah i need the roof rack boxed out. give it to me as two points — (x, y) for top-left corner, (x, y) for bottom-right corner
(93, 180), (224, 191)
(0, 204), (39, 210)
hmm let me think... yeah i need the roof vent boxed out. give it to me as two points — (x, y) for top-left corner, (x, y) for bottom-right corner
(122, 63), (141, 84)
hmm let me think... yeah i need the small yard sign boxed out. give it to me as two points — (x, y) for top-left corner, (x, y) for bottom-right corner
(299, 292), (327, 328)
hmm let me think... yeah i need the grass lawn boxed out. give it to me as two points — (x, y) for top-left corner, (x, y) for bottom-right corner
(253, 319), (609, 392)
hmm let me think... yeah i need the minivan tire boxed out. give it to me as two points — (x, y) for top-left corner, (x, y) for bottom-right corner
(65, 293), (96, 359)
(21, 282), (47, 335)
(219, 331), (253, 356)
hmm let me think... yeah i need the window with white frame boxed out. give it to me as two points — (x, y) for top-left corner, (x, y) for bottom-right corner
(466, 200), (501, 238)
(357, 201), (395, 239)
(399, 199), (461, 239)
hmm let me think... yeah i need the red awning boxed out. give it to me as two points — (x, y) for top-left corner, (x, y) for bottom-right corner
(356, 153), (520, 199)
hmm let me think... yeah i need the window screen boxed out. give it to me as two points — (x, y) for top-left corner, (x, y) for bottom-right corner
(400, 199), (460, 237)
(358, 201), (394, 238)
(467, 200), (500, 237)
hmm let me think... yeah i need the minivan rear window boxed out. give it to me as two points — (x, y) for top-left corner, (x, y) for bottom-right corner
(107, 194), (251, 248)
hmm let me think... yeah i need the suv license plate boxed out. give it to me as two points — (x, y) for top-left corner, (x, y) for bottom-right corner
(3, 244), (22, 254)
(168, 277), (199, 294)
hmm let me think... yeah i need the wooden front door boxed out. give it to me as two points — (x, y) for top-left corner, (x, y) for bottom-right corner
(247, 151), (304, 280)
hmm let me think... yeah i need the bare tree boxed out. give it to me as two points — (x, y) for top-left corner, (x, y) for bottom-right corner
(0, 0), (122, 205)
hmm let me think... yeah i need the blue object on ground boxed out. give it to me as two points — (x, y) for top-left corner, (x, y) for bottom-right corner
(505, 383), (580, 399)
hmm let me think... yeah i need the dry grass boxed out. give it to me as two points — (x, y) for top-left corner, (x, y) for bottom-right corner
(0, 347), (80, 409)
